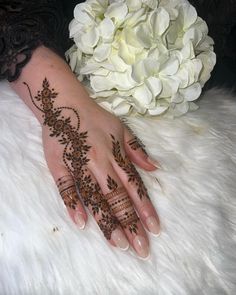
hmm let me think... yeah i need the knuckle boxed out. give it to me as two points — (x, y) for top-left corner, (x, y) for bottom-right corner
(87, 145), (98, 160)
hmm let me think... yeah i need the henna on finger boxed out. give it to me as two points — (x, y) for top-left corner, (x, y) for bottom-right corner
(121, 118), (147, 154)
(105, 175), (139, 234)
(56, 175), (80, 210)
(24, 78), (119, 240)
(110, 135), (149, 200)
(76, 172), (119, 240)
(127, 137), (147, 154)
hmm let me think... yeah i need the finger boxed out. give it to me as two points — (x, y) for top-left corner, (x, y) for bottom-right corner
(123, 125), (161, 171)
(74, 168), (128, 249)
(110, 135), (161, 238)
(90, 159), (150, 259)
(49, 165), (87, 229)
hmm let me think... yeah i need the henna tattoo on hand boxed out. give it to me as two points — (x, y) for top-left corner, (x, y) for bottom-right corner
(111, 135), (149, 200)
(56, 175), (79, 210)
(106, 175), (139, 234)
(121, 118), (147, 154)
(127, 137), (147, 153)
(24, 78), (119, 240)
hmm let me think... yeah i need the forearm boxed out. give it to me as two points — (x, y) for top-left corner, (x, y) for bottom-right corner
(10, 46), (93, 125)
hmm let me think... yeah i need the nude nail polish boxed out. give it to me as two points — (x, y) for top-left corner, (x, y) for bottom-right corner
(147, 157), (162, 169)
(133, 235), (149, 259)
(146, 216), (161, 236)
(74, 212), (85, 229)
(111, 229), (129, 250)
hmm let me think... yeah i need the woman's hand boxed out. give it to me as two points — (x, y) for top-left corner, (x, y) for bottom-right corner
(11, 46), (160, 259)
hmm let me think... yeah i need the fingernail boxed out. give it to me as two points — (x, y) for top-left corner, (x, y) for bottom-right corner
(146, 216), (161, 236)
(111, 229), (129, 250)
(147, 157), (161, 169)
(74, 212), (86, 229)
(133, 235), (149, 259)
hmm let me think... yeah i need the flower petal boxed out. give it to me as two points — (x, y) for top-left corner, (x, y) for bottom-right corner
(109, 53), (128, 71)
(132, 58), (160, 82)
(171, 101), (190, 117)
(160, 77), (180, 98)
(104, 2), (128, 24)
(94, 44), (111, 62)
(197, 51), (216, 86)
(126, 0), (142, 12)
(179, 83), (202, 102)
(181, 3), (197, 30)
(181, 41), (195, 61)
(81, 27), (99, 48)
(125, 8), (146, 26)
(143, 0), (158, 10)
(171, 93), (184, 103)
(150, 8), (170, 37)
(145, 77), (162, 97)
(118, 40), (136, 64)
(113, 103), (131, 116)
(148, 105), (168, 115)
(90, 75), (115, 92)
(74, 3), (92, 23)
(136, 23), (153, 48)
(160, 56), (179, 76)
(133, 84), (153, 106)
(98, 17), (115, 40)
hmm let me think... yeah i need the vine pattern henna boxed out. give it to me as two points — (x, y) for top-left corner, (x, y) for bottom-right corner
(110, 135), (149, 200)
(106, 175), (139, 234)
(23, 78), (119, 240)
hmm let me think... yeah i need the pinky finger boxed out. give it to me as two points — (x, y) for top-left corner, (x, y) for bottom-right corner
(56, 174), (87, 229)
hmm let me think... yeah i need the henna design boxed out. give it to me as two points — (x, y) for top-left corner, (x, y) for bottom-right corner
(120, 118), (147, 154)
(56, 175), (79, 210)
(24, 78), (119, 240)
(111, 135), (149, 200)
(105, 176), (139, 234)
(127, 137), (147, 154)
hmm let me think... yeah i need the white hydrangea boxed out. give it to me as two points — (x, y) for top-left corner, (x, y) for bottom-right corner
(66, 0), (216, 117)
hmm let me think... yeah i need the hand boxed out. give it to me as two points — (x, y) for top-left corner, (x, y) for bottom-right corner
(30, 77), (160, 259)
(11, 46), (161, 259)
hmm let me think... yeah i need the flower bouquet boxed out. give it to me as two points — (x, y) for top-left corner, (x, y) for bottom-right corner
(66, 0), (216, 117)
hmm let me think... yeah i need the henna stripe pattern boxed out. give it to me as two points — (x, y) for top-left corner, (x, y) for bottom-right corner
(105, 175), (139, 234)
(56, 175), (79, 210)
(23, 78), (119, 240)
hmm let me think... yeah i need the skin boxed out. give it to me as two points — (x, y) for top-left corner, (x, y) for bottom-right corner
(10, 46), (161, 258)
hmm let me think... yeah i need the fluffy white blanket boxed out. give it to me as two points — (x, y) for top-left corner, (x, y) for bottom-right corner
(0, 81), (235, 295)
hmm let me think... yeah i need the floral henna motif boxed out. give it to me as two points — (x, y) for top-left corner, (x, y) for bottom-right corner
(23, 78), (119, 240)
(105, 176), (139, 234)
(111, 135), (149, 200)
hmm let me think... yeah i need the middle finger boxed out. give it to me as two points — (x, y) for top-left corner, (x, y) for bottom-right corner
(91, 162), (150, 259)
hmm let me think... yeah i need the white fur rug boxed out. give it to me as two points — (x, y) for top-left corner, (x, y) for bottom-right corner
(0, 80), (236, 295)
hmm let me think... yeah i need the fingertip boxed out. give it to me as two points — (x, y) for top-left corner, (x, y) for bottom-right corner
(74, 210), (86, 229)
(111, 228), (130, 251)
(135, 156), (158, 171)
(146, 157), (161, 170)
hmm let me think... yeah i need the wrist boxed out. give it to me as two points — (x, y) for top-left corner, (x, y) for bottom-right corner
(10, 46), (93, 125)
